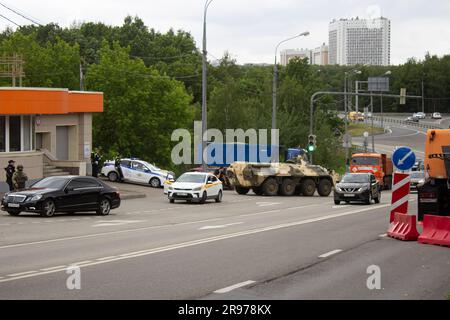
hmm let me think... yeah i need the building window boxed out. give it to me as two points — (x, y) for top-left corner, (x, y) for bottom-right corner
(0, 115), (34, 153)
(0, 116), (5, 152)
(9, 116), (21, 152)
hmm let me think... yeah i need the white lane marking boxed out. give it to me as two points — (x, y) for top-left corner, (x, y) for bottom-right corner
(318, 249), (343, 258)
(332, 205), (350, 209)
(72, 260), (92, 265)
(199, 222), (243, 230)
(0, 203), (391, 283)
(0, 203), (389, 251)
(256, 202), (281, 207)
(0, 224), (11, 226)
(379, 234), (388, 238)
(214, 280), (256, 294)
(92, 220), (145, 227)
(286, 204), (320, 210)
(240, 210), (281, 217)
(40, 265), (67, 271)
(96, 256), (117, 261)
(8, 270), (38, 277)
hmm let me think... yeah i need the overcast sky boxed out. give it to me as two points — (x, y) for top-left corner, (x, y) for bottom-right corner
(0, 0), (449, 65)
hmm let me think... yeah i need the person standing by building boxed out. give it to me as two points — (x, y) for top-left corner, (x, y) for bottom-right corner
(91, 149), (102, 178)
(12, 164), (28, 191)
(4, 160), (15, 191)
(114, 156), (124, 182)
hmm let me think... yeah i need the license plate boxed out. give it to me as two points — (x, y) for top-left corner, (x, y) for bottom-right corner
(8, 203), (20, 208)
(177, 193), (188, 196)
(344, 194), (356, 197)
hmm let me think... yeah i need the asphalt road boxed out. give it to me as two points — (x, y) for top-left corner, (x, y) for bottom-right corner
(0, 186), (449, 300)
(0, 119), (448, 300)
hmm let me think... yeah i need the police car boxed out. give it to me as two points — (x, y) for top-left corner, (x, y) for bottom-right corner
(167, 172), (223, 204)
(101, 158), (174, 188)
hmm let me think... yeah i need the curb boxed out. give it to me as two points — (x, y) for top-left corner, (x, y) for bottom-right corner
(120, 193), (147, 200)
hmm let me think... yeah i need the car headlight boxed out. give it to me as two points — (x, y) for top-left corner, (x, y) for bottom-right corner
(29, 195), (43, 202)
(335, 186), (342, 192)
(358, 186), (369, 192)
(193, 186), (202, 192)
(168, 186), (174, 191)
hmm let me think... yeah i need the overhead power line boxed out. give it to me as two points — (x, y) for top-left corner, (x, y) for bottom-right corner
(0, 2), (43, 26)
(0, 13), (20, 27)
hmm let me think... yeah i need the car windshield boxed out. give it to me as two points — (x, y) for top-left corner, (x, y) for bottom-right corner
(141, 161), (160, 171)
(341, 174), (369, 183)
(411, 172), (425, 179)
(352, 157), (380, 166)
(31, 177), (69, 189)
(176, 174), (206, 183)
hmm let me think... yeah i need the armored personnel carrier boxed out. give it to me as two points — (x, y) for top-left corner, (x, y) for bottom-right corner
(226, 156), (337, 197)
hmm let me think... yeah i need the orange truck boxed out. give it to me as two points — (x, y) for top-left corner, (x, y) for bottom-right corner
(417, 129), (450, 221)
(350, 153), (393, 190)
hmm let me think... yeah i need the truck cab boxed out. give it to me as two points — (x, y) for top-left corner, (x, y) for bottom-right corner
(350, 153), (393, 190)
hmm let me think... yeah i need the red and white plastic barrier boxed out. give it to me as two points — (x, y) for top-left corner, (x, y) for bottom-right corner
(390, 173), (411, 222)
(387, 212), (419, 241)
(418, 215), (450, 247)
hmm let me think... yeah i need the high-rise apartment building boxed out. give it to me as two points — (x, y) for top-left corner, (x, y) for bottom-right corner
(329, 17), (391, 66)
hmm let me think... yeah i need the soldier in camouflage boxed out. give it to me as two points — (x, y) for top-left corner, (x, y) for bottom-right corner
(12, 164), (28, 191)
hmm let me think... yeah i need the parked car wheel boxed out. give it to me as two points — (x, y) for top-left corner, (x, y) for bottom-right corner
(97, 197), (111, 215)
(108, 171), (119, 182)
(40, 199), (56, 217)
(169, 199), (175, 203)
(149, 177), (161, 188)
(334, 200), (340, 205)
(7, 210), (21, 216)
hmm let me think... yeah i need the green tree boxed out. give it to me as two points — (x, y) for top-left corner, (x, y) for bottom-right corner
(86, 42), (194, 168)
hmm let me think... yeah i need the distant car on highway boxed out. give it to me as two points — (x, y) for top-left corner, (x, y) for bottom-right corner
(410, 171), (425, 192)
(334, 173), (380, 205)
(102, 158), (174, 188)
(1, 176), (120, 217)
(406, 115), (419, 122)
(167, 172), (223, 204)
(415, 112), (426, 119)
(432, 112), (442, 119)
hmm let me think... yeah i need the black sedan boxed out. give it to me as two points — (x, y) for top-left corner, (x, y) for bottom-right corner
(1, 176), (121, 217)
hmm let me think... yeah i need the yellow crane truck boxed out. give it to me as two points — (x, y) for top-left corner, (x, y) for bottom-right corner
(417, 129), (450, 221)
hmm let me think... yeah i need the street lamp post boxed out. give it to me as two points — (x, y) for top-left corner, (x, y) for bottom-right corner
(272, 31), (309, 131)
(201, 0), (214, 171)
(379, 70), (391, 128)
(344, 70), (361, 171)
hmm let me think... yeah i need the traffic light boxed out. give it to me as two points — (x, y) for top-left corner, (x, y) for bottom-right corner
(307, 134), (317, 152)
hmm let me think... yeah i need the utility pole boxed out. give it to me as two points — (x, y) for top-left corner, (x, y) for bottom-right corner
(344, 73), (349, 170)
(201, 0), (213, 171)
(370, 92), (375, 152)
(421, 78), (425, 114)
(355, 80), (359, 114)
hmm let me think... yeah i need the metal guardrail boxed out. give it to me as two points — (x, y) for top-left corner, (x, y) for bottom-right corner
(370, 116), (444, 130)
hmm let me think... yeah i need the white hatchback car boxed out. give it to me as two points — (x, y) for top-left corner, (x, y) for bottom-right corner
(101, 158), (174, 188)
(432, 112), (442, 119)
(167, 172), (223, 204)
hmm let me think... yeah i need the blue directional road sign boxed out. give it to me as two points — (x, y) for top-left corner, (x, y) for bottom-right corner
(392, 147), (416, 171)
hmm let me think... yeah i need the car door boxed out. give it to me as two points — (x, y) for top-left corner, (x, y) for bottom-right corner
(120, 160), (133, 182)
(75, 178), (103, 210)
(205, 175), (218, 197)
(131, 161), (149, 183)
(59, 179), (85, 211)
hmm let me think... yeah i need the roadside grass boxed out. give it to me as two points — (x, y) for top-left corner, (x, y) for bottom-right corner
(348, 123), (385, 137)
(447, 291), (450, 300)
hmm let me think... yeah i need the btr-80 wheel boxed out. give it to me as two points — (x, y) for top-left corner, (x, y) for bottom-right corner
(262, 177), (279, 196)
(317, 179), (333, 197)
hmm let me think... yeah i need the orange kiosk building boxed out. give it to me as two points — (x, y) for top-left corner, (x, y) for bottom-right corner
(0, 87), (103, 186)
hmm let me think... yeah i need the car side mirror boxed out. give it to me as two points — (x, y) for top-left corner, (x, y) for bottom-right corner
(65, 187), (74, 193)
